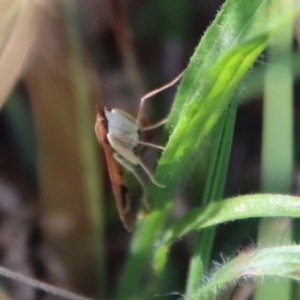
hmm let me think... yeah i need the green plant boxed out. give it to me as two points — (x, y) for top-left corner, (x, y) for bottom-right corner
(115, 1), (300, 300)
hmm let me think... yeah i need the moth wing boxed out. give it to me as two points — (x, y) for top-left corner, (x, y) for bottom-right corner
(95, 106), (133, 231)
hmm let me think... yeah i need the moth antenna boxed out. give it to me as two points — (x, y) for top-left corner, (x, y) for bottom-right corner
(136, 71), (185, 125)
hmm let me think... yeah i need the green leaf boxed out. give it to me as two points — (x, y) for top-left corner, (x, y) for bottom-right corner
(185, 101), (237, 296)
(189, 245), (300, 300)
(116, 1), (300, 298)
(162, 194), (300, 245)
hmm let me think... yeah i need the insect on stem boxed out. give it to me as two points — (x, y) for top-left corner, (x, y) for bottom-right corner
(95, 70), (185, 230)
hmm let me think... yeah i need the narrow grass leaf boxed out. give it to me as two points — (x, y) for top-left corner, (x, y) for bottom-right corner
(189, 245), (300, 300)
(185, 101), (237, 296)
(255, 1), (294, 299)
(162, 194), (300, 245)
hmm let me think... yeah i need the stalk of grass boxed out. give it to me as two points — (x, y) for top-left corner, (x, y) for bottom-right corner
(63, 1), (105, 297)
(254, 0), (294, 299)
(116, 2), (300, 299)
(185, 100), (237, 296)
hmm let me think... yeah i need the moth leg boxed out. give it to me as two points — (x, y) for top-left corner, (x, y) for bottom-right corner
(114, 134), (165, 150)
(142, 118), (167, 131)
(112, 153), (149, 210)
(108, 133), (165, 188)
(107, 133), (140, 165)
(136, 71), (185, 125)
(139, 160), (165, 188)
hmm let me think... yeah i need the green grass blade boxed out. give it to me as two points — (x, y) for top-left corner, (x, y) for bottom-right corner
(185, 102), (237, 295)
(161, 194), (300, 245)
(189, 245), (300, 300)
(153, 107), (238, 287)
(255, 1), (294, 299)
(261, 8), (294, 196)
(116, 1), (300, 299)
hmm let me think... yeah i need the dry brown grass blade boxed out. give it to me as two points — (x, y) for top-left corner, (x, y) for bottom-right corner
(0, 0), (42, 109)
(23, 2), (103, 296)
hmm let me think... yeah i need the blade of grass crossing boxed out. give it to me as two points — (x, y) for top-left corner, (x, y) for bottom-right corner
(151, 112), (232, 282)
(161, 194), (300, 245)
(186, 101), (237, 296)
(188, 245), (300, 300)
(184, 120), (227, 298)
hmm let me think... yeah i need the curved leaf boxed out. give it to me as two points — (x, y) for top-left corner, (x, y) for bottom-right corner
(162, 194), (300, 245)
(189, 245), (300, 300)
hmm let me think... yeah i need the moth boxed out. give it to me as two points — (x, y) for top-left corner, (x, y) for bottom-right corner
(95, 72), (183, 231)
